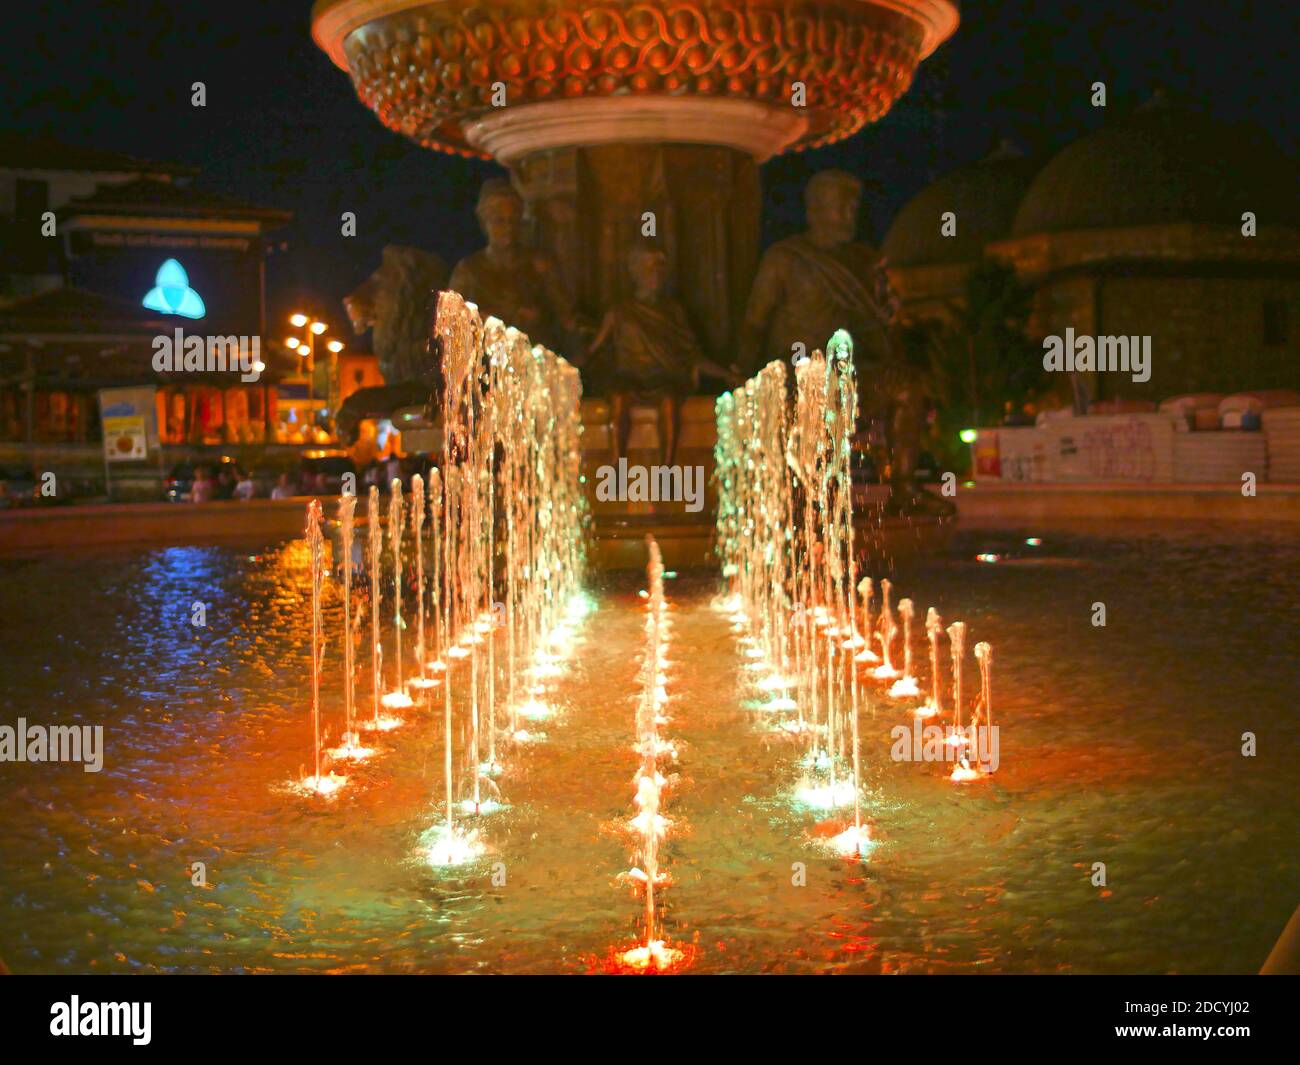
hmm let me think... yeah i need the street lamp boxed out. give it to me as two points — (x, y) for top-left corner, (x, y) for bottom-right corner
(287, 312), (344, 431)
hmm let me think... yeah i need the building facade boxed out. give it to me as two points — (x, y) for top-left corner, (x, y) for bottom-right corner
(883, 97), (1300, 406)
(0, 136), (303, 498)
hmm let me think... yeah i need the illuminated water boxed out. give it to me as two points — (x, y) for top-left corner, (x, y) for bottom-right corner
(0, 520), (1296, 973)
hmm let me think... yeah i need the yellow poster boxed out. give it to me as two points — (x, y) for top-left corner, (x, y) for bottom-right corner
(103, 415), (147, 462)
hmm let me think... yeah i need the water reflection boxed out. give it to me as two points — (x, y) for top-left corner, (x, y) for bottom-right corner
(0, 522), (1296, 973)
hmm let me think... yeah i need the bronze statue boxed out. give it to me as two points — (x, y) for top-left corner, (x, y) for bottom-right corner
(591, 245), (731, 465)
(738, 169), (892, 373)
(449, 178), (582, 354)
(336, 244), (448, 445)
(344, 244), (448, 384)
(740, 170), (943, 514)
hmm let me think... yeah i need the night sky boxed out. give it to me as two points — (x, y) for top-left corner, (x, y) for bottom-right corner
(4, 1), (1296, 333)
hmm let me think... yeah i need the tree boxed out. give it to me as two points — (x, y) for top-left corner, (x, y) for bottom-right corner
(917, 258), (1044, 469)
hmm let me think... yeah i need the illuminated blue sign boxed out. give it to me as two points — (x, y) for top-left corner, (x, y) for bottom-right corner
(143, 258), (205, 319)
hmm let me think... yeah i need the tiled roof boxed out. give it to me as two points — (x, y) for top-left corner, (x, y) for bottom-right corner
(0, 285), (168, 335)
(0, 131), (197, 176)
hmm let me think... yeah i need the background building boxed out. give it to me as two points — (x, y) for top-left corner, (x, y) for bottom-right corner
(883, 96), (1300, 405)
(0, 135), (325, 498)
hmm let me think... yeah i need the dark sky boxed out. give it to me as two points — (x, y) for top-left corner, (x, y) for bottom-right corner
(3, 1), (1296, 332)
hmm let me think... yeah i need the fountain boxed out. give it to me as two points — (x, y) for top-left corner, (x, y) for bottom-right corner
(621, 536), (683, 972)
(417, 290), (586, 862)
(827, 332), (872, 857)
(313, 0), (957, 406)
(408, 473), (438, 695)
(297, 500), (347, 797)
(717, 335), (864, 816)
(974, 641), (993, 737)
(947, 621), (967, 744)
(714, 327), (1006, 852)
(428, 463), (470, 864)
(953, 640), (995, 783)
(855, 577), (880, 664)
(793, 352), (829, 770)
(918, 607), (944, 720)
(362, 485), (402, 733)
(944, 620), (981, 782)
(872, 578), (900, 680)
(889, 598), (922, 699)
(426, 468), (445, 676)
(381, 479), (415, 712)
(329, 493), (373, 763)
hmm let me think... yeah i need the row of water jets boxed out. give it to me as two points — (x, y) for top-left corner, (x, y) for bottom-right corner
(617, 537), (684, 971)
(714, 332), (997, 860)
(299, 290), (588, 870)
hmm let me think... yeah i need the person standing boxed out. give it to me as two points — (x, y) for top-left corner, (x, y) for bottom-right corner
(190, 467), (216, 503)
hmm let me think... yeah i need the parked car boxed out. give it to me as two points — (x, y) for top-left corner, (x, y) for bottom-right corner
(163, 462), (194, 502)
(0, 466), (38, 508)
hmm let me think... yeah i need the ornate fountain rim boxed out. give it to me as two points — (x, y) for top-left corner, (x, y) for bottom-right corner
(312, 0), (960, 70)
(311, 0), (960, 159)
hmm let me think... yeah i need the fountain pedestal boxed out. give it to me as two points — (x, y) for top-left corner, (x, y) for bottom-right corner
(312, 0), (959, 360)
(313, 0), (959, 567)
(512, 140), (760, 360)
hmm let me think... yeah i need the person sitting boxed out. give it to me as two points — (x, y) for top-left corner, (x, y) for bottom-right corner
(214, 466), (237, 500)
(233, 471), (257, 501)
(270, 472), (296, 500)
(591, 245), (735, 466)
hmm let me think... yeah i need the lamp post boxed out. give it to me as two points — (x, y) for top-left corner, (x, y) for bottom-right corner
(326, 339), (344, 426)
(288, 313), (344, 436)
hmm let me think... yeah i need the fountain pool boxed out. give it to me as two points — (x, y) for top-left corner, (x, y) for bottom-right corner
(0, 519), (1296, 973)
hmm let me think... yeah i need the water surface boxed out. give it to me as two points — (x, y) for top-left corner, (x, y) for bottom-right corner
(0, 521), (1295, 973)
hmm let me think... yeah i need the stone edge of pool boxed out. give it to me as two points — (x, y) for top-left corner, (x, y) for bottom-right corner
(3, 484), (1298, 559)
(957, 482), (1300, 524)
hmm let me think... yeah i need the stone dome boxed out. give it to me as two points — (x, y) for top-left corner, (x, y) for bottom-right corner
(1011, 95), (1300, 237)
(883, 144), (1041, 268)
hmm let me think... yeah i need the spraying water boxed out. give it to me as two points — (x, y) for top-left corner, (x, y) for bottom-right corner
(366, 485), (384, 729)
(888, 598), (922, 699)
(872, 578), (900, 680)
(418, 290), (586, 863)
(855, 577), (879, 664)
(308, 500), (323, 783)
(919, 607), (944, 719)
(716, 335), (861, 816)
(408, 473), (438, 695)
(330, 494), (373, 762)
(297, 500), (346, 796)
(381, 479), (414, 711)
(947, 620), (967, 752)
(427, 468), (444, 675)
(621, 536), (682, 971)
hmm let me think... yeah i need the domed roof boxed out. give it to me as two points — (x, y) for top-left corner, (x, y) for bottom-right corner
(883, 143), (1041, 268)
(1012, 95), (1300, 237)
